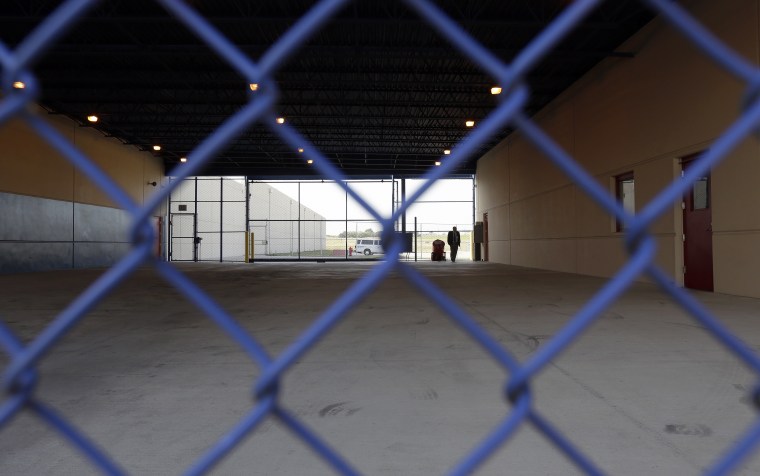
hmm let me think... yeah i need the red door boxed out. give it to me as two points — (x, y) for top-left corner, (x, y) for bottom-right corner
(153, 216), (163, 258)
(682, 156), (713, 291)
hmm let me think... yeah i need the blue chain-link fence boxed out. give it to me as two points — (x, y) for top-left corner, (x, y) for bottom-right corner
(2, 0), (760, 474)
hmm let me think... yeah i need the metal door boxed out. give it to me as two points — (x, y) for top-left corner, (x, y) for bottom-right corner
(682, 157), (713, 291)
(169, 213), (198, 261)
(483, 212), (489, 261)
(248, 222), (269, 257)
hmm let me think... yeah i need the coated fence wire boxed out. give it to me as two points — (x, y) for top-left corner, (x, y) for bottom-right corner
(1, 0), (760, 474)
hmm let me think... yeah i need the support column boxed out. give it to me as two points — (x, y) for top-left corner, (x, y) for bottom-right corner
(401, 178), (406, 233)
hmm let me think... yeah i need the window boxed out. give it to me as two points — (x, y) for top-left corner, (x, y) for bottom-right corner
(615, 172), (635, 232)
(692, 175), (709, 210)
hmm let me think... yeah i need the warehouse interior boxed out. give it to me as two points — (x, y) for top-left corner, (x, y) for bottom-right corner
(3, 0), (760, 474)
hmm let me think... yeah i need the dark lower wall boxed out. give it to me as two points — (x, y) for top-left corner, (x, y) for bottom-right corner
(0, 192), (131, 273)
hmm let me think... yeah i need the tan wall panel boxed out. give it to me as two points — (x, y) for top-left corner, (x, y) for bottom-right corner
(635, 158), (678, 236)
(74, 127), (151, 207)
(486, 203), (509, 239)
(483, 203), (510, 264)
(474, 0), (758, 293)
(1, 112), (163, 208)
(648, 234), (678, 280)
(576, 235), (675, 281)
(714, 232), (760, 298)
(510, 186), (575, 240)
(712, 140), (760, 231)
(476, 144), (510, 264)
(141, 154), (166, 198)
(575, 237), (627, 278)
(574, 178), (618, 238)
(0, 117), (74, 201)
(476, 142), (509, 211)
(573, 0), (751, 177)
(573, 158), (677, 238)
(511, 239), (576, 274)
(142, 156), (168, 216)
(487, 240), (510, 264)
(509, 105), (575, 202)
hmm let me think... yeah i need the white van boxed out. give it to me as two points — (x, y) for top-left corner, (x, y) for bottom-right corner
(355, 238), (383, 255)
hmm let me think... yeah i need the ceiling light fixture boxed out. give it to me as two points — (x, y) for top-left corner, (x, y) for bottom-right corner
(249, 83), (259, 91)
(465, 120), (475, 127)
(12, 81), (25, 89)
(491, 86), (502, 95)
(153, 145), (161, 151)
(298, 148), (304, 153)
(307, 159), (314, 164)
(444, 149), (451, 155)
(180, 157), (187, 163)
(435, 161), (441, 166)
(87, 115), (98, 123)
(276, 117), (285, 124)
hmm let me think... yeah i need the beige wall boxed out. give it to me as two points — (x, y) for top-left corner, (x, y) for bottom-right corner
(476, 0), (760, 297)
(0, 114), (75, 202)
(0, 108), (165, 210)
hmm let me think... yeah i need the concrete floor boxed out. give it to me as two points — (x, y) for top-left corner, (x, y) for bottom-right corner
(2, 261), (760, 475)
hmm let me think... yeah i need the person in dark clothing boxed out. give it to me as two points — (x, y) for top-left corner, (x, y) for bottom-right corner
(447, 226), (461, 262)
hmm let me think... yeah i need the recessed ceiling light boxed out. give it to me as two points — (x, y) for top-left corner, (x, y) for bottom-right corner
(435, 161), (441, 166)
(491, 86), (502, 95)
(307, 159), (313, 164)
(12, 81), (25, 89)
(465, 120), (475, 127)
(180, 157), (187, 163)
(298, 148), (304, 153)
(276, 117), (285, 124)
(153, 145), (161, 151)
(444, 149), (451, 155)
(249, 83), (259, 91)
(87, 115), (98, 123)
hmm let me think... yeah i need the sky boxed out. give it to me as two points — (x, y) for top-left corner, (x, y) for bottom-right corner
(265, 178), (475, 235)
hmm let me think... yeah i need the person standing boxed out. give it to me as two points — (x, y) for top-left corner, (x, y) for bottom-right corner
(447, 226), (461, 262)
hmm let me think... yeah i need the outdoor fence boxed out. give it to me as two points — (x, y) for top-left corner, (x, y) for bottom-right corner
(2, 0), (760, 475)
(169, 176), (248, 262)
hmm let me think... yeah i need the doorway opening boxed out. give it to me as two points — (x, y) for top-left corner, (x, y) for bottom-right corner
(682, 154), (714, 291)
(167, 176), (475, 262)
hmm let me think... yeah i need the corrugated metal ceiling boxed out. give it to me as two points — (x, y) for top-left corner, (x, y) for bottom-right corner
(1, 0), (654, 177)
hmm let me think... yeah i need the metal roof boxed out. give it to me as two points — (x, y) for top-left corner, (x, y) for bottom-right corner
(2, 1), (654, 177)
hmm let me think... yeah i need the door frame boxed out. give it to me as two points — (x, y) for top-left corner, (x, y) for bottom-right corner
(169, 212), (198, 262)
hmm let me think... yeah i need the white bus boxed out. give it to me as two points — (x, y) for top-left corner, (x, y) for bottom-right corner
(355, 238), (383, 255)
